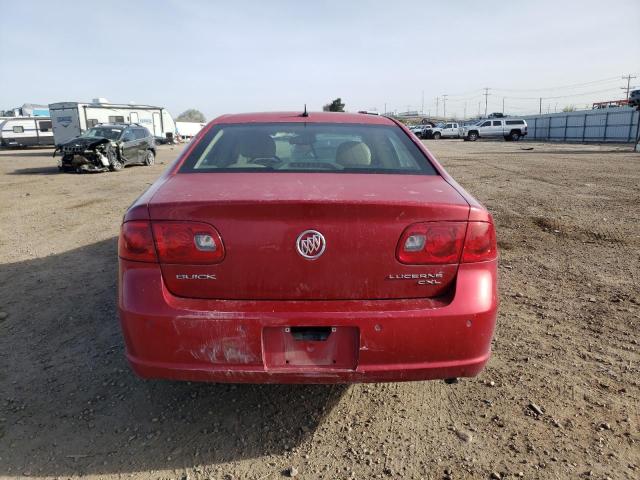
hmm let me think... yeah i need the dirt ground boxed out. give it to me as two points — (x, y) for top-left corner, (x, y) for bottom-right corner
(0, 140), (638, 480)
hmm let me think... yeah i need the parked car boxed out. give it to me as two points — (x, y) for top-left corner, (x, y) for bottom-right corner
(409, 124), (433, 139)
(419, 124), (434, 139)
(118, 111), (499, 384)
(430, 122), (460, 139)
(54, 123), (156, 173)
(460, 118), (528, 141)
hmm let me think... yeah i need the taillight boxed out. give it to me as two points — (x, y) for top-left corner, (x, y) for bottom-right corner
(152, 221), (224, 264)
(119, 221), (157, 262)
(397, 222), (466, 264)
(461, 221), (497, 263)
(396, 221), (497, 264)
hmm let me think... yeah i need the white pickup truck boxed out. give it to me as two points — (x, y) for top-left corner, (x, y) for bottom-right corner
(430, 122), (460, 139)
(460, 118), (528, 141)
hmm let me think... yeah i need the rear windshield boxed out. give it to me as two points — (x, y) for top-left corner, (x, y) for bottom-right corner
(179, 123), (437, 174)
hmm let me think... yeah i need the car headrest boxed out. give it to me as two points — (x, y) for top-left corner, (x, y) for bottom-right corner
(238, 133), (276, 159)
(336, 141), (371, 167)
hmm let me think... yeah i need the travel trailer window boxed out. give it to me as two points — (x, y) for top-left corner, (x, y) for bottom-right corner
(38, 120), (52, 132)
(13, 126), (24, 133)
(87, 119), (99, 128)
(108, 116), (125, 123)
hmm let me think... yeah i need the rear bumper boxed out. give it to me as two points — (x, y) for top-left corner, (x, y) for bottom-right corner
(118, 260), (498, 384)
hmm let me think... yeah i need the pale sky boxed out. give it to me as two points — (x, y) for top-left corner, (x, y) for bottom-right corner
(1, 0), (639, 119)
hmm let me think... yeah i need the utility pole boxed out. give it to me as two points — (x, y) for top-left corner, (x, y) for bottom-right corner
(436, 97), (439, 118)
(421, 90), (424, 115)
(442, 95), (448, 120)
(384, 103), (387, 115)
(621, 74), (637, 100)
(478, 101), (481, 117)
(539, 97), (543, 114)
(463, 102), (467, 119)
(482, 88), (491, 117)
(502, 97), (505, 115)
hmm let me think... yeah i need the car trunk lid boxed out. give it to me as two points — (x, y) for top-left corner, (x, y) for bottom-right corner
(148, 173), (469, 300)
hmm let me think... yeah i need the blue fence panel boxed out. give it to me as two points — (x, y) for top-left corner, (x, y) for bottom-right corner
(520, 107), (638, 143)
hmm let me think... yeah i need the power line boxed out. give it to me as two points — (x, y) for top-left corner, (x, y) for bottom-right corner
(381, 73), (639, 118)
(492, 76), (624, 93)
(503, 86), (622, 100)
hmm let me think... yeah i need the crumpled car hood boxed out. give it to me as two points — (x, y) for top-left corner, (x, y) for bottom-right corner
(60, 137), (111, 149)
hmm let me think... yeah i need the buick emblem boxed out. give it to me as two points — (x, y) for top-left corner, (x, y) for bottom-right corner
(296, 230), (326, 260)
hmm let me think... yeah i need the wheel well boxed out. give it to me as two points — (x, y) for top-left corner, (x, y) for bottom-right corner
(148, 147), (156, 155)
(468, 130), (479, 135)
(509, 129), (522, 135)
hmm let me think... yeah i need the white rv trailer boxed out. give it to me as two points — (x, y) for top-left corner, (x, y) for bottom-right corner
(49, 100), (176, 145)
(0, 117), (54, 147)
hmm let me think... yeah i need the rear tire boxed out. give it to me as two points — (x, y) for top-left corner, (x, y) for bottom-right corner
(144, 150), (155, 166)
(468, 131), (478, 141)
(433, 132), (442, 140)
(510, 131), (521, 141)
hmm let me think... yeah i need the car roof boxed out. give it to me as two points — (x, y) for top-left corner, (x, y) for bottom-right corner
(212, 111), (396, 126)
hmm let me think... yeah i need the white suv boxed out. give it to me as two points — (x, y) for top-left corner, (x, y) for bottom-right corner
(461, 119), (528, 141)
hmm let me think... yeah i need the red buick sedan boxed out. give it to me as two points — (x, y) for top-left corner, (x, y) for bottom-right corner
(118, 111), (498, 383)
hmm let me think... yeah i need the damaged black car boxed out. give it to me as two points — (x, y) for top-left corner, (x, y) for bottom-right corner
(54, 124), (156, 173)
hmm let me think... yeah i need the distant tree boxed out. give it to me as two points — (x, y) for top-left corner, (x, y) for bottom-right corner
(562, 104), (576, 112)
(322, 98), (345, 112)
(176, 109), (206, 122)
